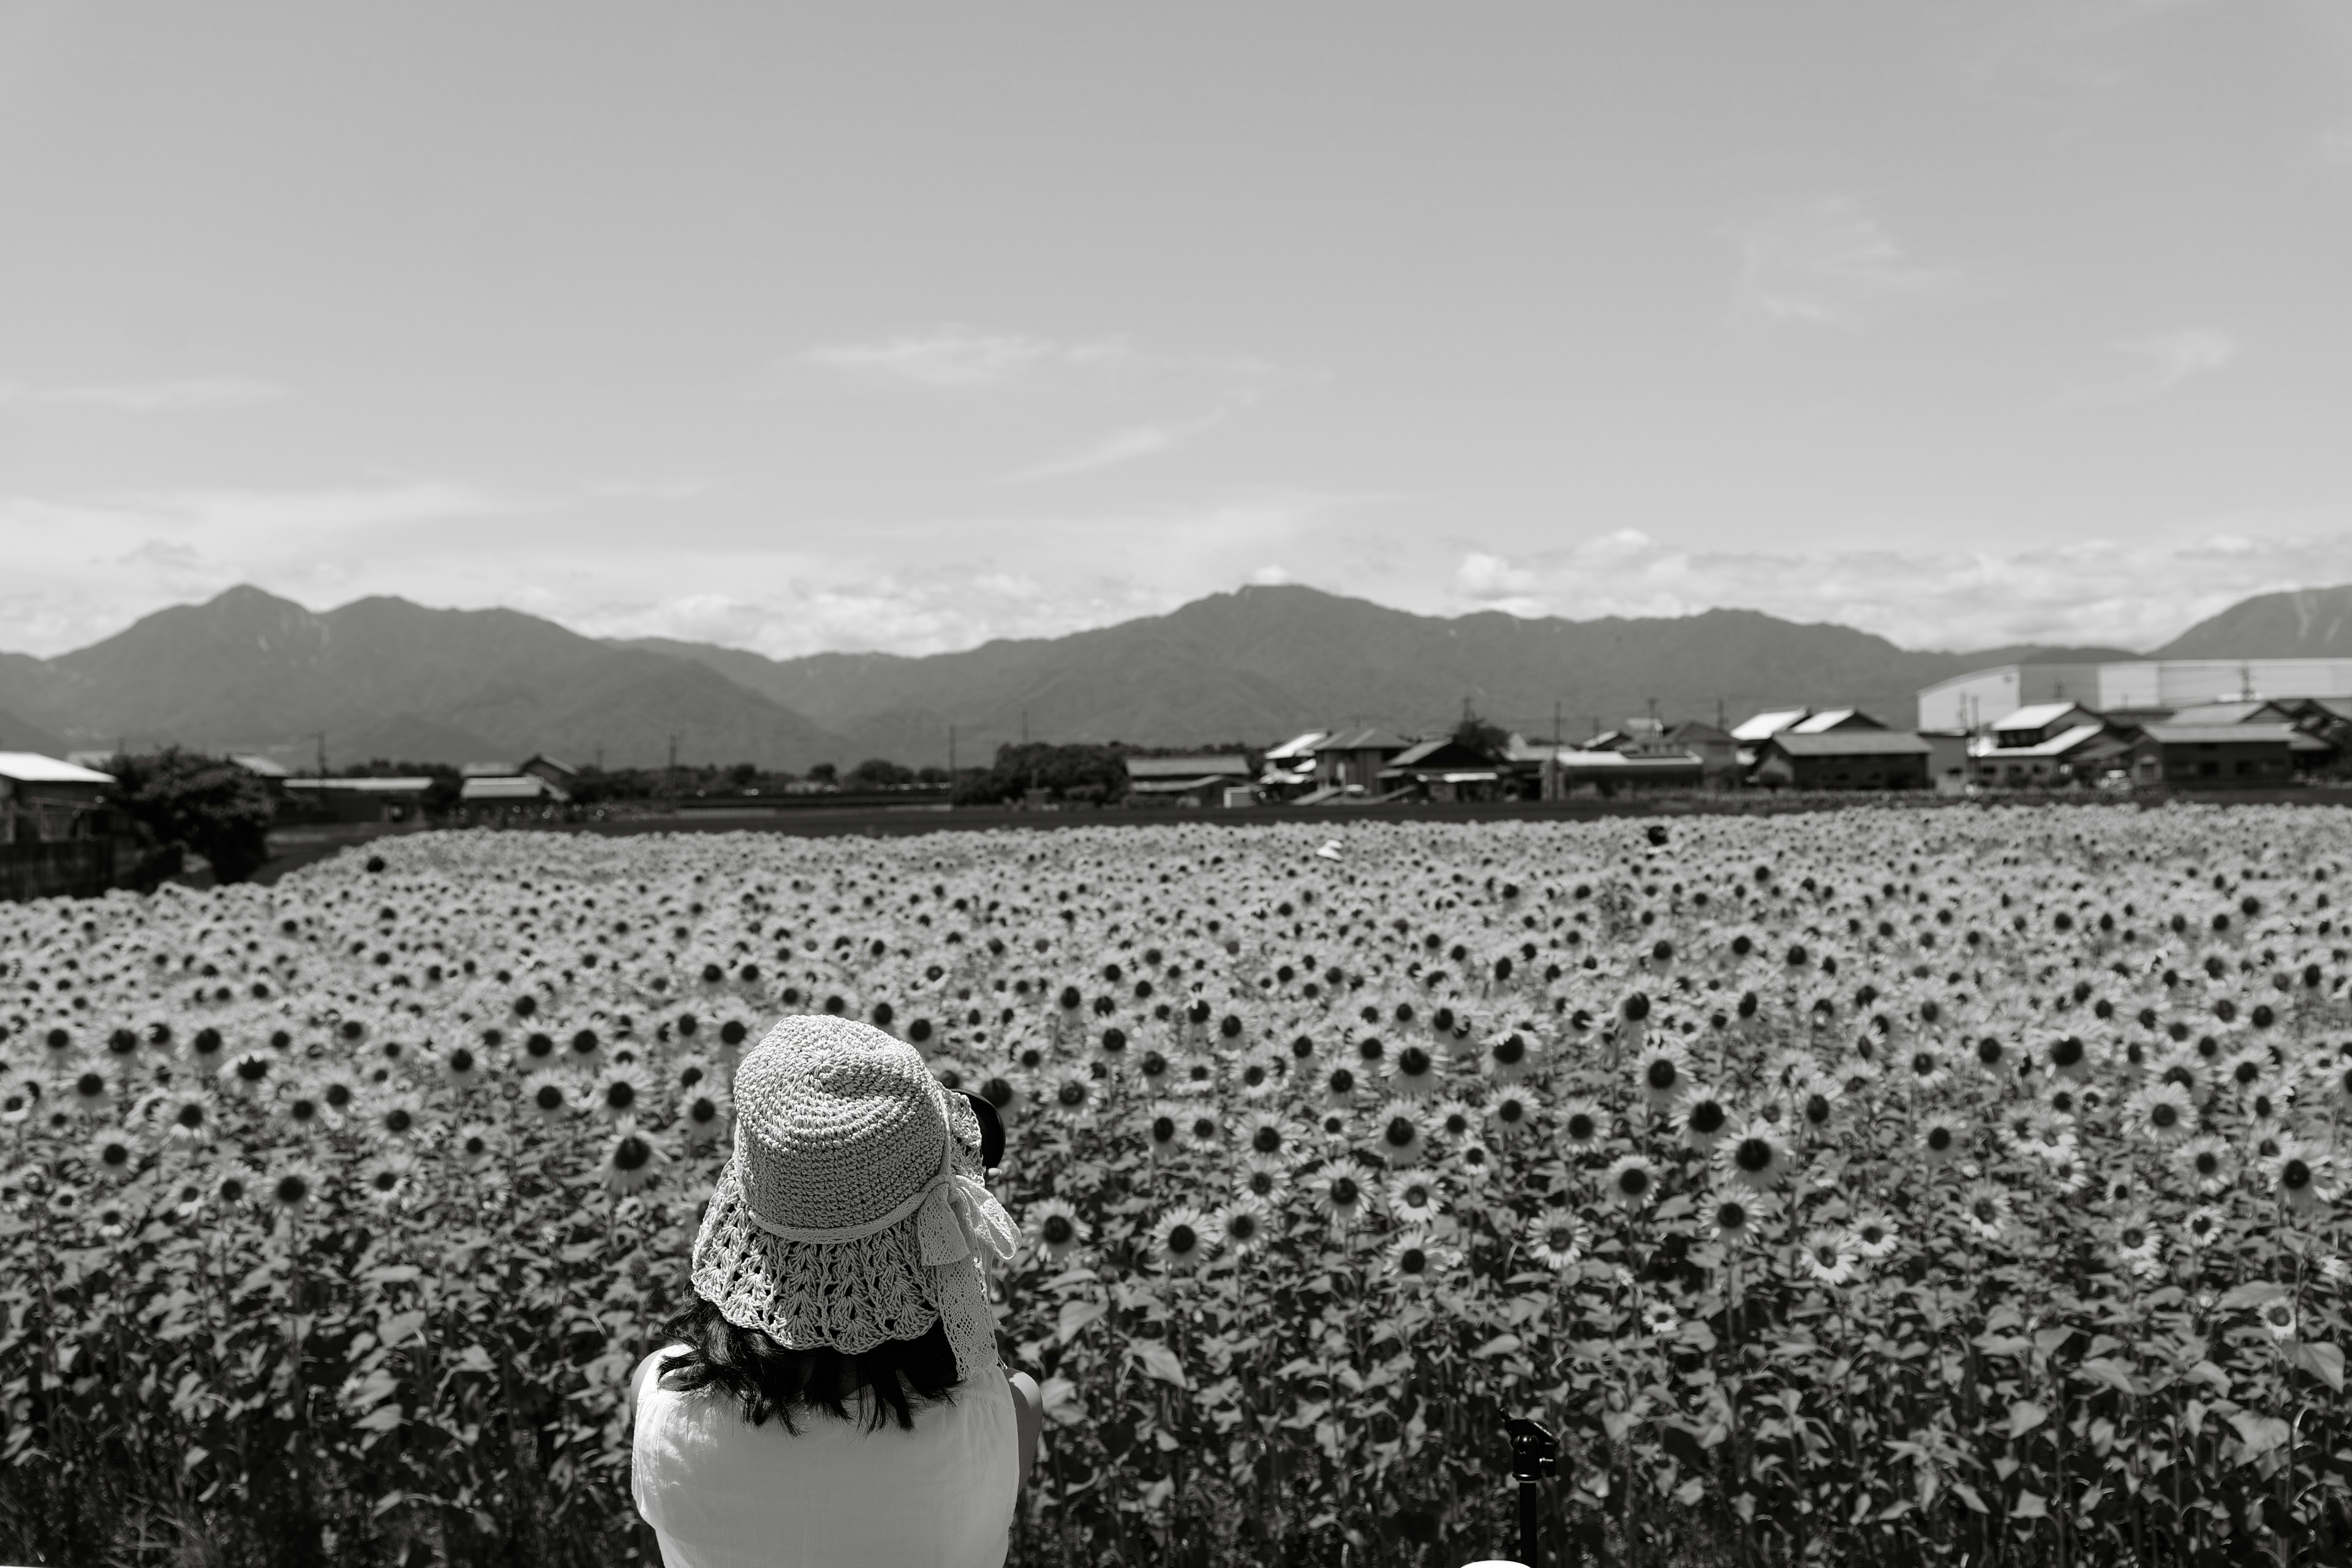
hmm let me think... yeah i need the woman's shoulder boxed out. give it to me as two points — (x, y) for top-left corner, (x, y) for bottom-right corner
(630, 1343), (693, 1417)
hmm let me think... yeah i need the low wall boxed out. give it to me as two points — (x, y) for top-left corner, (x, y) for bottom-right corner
(0, 837), (119, 902)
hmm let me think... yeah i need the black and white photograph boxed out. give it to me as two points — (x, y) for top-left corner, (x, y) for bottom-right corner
(4, 5), (2351, 1565)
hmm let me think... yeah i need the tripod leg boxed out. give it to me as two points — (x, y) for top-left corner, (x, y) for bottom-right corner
(1518, 1477), (1540, 1568)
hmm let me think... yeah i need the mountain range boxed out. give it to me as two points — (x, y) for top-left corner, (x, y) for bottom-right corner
(5, 581), (2351, 771)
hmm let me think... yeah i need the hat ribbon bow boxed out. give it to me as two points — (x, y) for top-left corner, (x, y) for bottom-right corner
(916, 1170), (1019, 1268)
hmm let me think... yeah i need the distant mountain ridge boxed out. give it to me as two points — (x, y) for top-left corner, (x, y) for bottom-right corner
(2152, 586), (2352, 659)
(620, 585), (2135, 763)
(1, 579), (2335, 770)
(0, 587), (845, 770)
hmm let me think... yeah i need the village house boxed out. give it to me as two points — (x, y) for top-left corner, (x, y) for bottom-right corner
(281, 777), (437, 824)
(2141, 723), (2302, 787)
(1751, 731), (1933, 791)
(0, 753), (116, 845)
(1123, 755), (1255, 809)
(1305, 728), (1411, 797)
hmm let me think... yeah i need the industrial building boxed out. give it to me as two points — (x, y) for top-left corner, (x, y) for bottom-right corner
(1917, 660), (2352, 731)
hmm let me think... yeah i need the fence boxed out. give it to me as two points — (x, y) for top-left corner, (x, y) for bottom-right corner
(0, 837), (119, 902)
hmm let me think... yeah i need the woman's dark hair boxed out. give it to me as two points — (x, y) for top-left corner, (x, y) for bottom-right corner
(654, 1295), (959, 1433)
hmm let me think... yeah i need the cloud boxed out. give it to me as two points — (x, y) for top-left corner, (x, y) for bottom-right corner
(2323, 124), (2352, 165)
(0, 376), (289, 412)
(1728, 197), (1963, 328)
(2065, 327), (2237, 402)
(1441, 524), (2352, 652)
(799, 330), (1133, 389)
(1248, 564), (1293, 586)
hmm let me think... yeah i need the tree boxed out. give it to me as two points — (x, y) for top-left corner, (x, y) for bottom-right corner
(1452, 712), (1512, 762)
(951, 743), (1130, 806)
(108, 749), (276, 888)
(807, 763), (839, 786)
(847, 758), (916, 790)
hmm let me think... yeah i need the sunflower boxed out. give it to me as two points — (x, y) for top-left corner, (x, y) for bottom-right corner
(1143, 1100), (1185, 1161)
(90, 1192), (136, 1242)
(2044, 1033), (2093, 1081)
(1717, 1118), (1792, 1193)
(368, 1088), (428, 1144)
(671, 1054), (720, 1094)
(1, 1074), (39, 1125)
(1322, 1063), (1362, 1108)
(435, 1039), (486, 1089)
(1798, 1227), (1858, 1287)
(1427, 1098), (1478, 1144)
(1047, 1073), (1096, 1123)
(2268, 1139), (2334, 1215)
(1233, 1050), (1283, 1100)
(1219, 1199), (1272, 1257)
(1237, 1153), (1292, 1204)
(1900, 1043), (1949, 1095)
(453, 1121), (499, 1172)
(218, 1050), (276, 1100)
(1640, 1301), (1681, 1337)
(1481, 1030), (1538, 1084)
(1916, 1110), (1968, 1168)
(1709, 1188), (1771, 1248)
(1452, 1139), (1495, 1186)
(1631, 1038), (1689, 1108)
(2111, 1212), (2162, 1279)
(2258, 1298), (2297, 1343)
(1385, 1230), (1457, 1288)
(1149, 1204), (1221, 1272)
(676, 1087), (731, 1148)
(518, 1069), (574, 1125)
(314, 1068), (363, 1128)
(973, 1067), (1021, 1128)
(1025, 1196), (1090, 1261)
(1525, 1208), (1590, 1272)
(275, 1082), (328, 1140)
(266, 1160), (324, 1213)
(2182, 1205), (2226, 1251)
(1488, 1085), (1541, 1144)
(1384, 1041), (1443, 1098)
(1387, 1170), (1442, 1227)
(1237, 1108), (1295, 1163)
(1958, 1180), (2012, 1242)
(357, 1150), (421, 1208)
(599, 1123), (668, 1195)
(1373, 1102), (1428, 1167)
(589, 1063), (657, 1123)
(2124, 1080), (2196, 1144)
(1313, 1166), (1373, 1229)
(157, 1087), (216, 1147)
(69, 1065), (115, 1117)
(1557, 1098), (1607, 1152)
(1792, 1076), (1842, 1138)
(209, 1163), (256, 1209)
(1177, 1100), (1224, 1150)
(1603, 1153), (1657, 1210)
(1673, 1089), (1733, 1151)
(86, 1126), (141, 1184)
(1847, 1210), (1899, 1260)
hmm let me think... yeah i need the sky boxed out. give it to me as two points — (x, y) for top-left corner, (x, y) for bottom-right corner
(3, 1), (2351, 662)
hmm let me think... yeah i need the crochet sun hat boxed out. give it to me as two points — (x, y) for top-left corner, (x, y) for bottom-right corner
(691, 1014), (1019, 1385)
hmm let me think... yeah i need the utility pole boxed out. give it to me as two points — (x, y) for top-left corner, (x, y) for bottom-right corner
(1717, 697), (1726, 732)
(1553, 699), (1562, 746)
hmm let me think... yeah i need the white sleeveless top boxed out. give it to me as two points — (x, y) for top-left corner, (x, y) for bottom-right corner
(631, 1346), (1020, 1568)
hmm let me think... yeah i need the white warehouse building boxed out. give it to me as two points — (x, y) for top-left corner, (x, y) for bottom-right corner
(1917, 659), (2352, 731)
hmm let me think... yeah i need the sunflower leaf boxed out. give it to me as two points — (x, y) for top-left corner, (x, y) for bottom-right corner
(2285, 1342), (2345, 1392)
(2218, 1281), (2291, 1311)
(2007, 1400), (2048, 1438)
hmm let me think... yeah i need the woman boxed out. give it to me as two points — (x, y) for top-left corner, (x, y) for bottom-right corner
(631, 1014), (1042, 1567)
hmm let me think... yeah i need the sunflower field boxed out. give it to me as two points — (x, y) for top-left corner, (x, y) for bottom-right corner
(3, 807), (2350, 1567)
